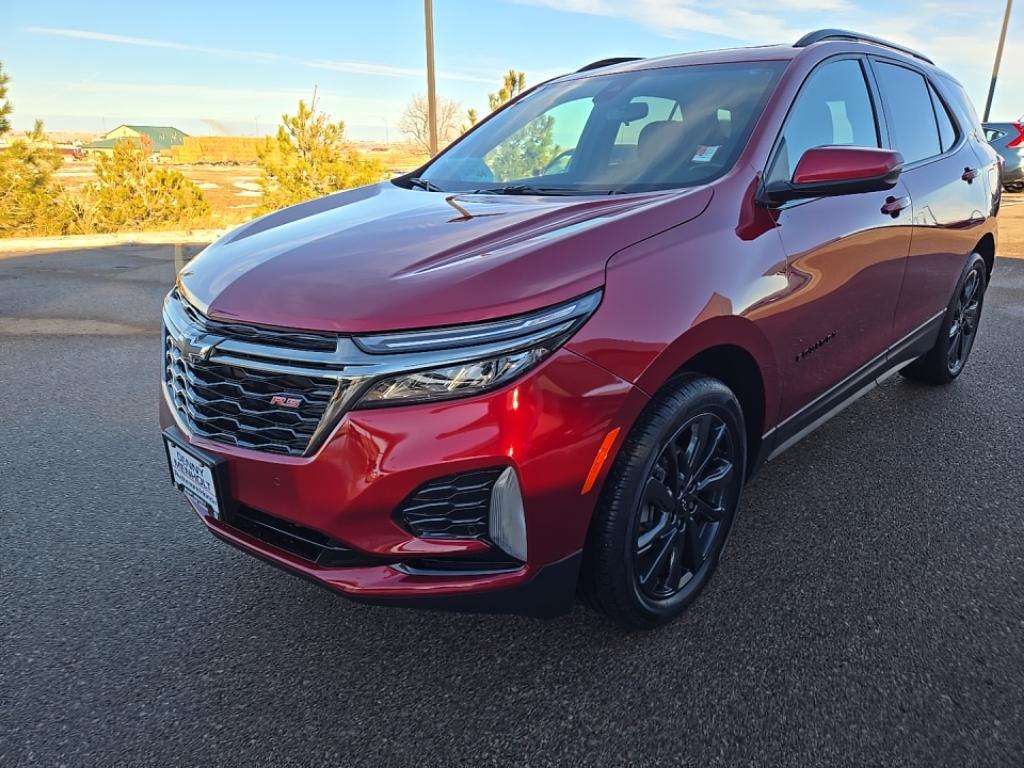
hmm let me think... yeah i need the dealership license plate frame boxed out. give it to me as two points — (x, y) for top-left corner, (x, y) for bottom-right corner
(162, 429), (232, 520)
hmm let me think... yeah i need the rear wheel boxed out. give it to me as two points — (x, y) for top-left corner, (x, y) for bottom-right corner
(901, 253), (987, 385)
(580, 375), (745, 629)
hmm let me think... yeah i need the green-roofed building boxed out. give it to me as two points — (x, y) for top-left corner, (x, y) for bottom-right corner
(82, 125), (188, 156)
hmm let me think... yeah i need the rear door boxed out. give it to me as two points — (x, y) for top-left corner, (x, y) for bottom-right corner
(766, 56), (913, 423)
(869, 58), (991, 341)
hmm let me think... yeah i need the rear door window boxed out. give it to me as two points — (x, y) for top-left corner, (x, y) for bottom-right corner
(928, 83), (959, 153)
(873, 61), (941, 164)
(767, 58), (879, 183)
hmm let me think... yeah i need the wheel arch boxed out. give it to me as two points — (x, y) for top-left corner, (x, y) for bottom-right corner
(974, 233), (995, 281)
(633, 316), (780, 478)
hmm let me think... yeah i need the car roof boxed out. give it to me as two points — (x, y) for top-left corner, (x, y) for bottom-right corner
(562, 31), (950, 83)
(563, 45), (797, 81)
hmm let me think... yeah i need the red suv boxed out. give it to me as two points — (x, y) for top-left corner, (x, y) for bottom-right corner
(162, 30), (1000, 628)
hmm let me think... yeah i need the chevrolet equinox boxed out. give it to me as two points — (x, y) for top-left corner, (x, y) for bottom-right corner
(162, 30), (1001, 628)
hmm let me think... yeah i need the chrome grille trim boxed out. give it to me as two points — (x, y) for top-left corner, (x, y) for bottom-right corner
(173, 289), (337, 352)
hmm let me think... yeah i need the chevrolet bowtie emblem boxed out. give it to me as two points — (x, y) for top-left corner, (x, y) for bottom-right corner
(175, 331), (221, 364)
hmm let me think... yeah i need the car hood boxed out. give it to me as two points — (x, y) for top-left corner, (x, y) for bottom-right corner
(179, 181), (713, 333)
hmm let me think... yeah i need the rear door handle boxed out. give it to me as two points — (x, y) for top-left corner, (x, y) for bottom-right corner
(962, 166), (978, 183)
(881, 196), (911, 217)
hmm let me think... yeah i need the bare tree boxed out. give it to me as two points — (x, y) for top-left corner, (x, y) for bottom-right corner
(399, 95), (462, 154)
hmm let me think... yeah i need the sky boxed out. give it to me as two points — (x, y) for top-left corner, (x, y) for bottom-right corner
(1, 0), (1020, 141)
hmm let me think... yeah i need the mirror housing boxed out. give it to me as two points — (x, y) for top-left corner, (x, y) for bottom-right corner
(605, 101), (650, 124)
(759, 146), (904, 206)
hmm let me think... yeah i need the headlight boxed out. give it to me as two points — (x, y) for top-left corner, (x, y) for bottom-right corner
(353, 289), (601, 407)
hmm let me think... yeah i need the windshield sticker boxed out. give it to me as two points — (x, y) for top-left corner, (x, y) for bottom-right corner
(692, 145), (720, 163)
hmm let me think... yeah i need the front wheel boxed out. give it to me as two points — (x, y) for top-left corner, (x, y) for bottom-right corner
(901, 253), (987, 385)
(580, 375), (746, 629)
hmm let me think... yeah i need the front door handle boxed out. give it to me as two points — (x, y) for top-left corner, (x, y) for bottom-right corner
(962, 166), (978, 183)
(881, 195), (911, 217)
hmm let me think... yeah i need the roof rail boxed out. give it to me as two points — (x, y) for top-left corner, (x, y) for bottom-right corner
(576, 57), (643, 73)
(794, 29), (934, 65)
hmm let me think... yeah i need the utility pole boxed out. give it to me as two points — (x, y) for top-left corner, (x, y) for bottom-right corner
(983, 0), (1013, 122)
(424, 0), (439, 156)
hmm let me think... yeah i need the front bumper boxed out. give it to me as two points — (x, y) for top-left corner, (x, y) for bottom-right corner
(161, 347), (647, 617)
(1003, 164), (1024, 185)
(1000, 151), (1024, 185)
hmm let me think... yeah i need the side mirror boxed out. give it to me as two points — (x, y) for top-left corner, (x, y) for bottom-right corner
(759, 146), (904, 206)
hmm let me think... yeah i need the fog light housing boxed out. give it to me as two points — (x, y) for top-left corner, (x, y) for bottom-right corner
(489, 467), (527, 562)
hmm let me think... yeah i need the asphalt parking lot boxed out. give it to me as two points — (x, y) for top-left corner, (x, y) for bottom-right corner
(1, 243), (1022, 767)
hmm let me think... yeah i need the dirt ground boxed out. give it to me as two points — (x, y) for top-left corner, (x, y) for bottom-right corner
(998, 191), (1024, 257)
(55, 161), (263, 227)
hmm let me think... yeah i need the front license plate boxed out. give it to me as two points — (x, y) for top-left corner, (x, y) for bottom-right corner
(163, 431), (228, 519)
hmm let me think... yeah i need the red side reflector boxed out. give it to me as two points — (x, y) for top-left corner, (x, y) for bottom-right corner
(1007, 123), (1024, 149)
(581, 428), (621, 495)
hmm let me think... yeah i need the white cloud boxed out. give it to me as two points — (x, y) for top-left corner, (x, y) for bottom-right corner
(25, 26), (282, 60)
(25, 26), (491, 84)
(307, 59), (492, 83)
(507, 0), (845, 42)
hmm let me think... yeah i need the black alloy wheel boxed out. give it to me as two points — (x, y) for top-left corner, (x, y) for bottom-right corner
(902, 253), (987, 385)
(581, 375), (746, 629)
(946, 265), (983, 376)
(633, 413), (737, 601)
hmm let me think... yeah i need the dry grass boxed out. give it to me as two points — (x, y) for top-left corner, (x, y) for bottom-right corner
(52, 141), (430, 229)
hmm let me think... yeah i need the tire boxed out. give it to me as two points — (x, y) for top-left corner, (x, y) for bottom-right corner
(580, 375), (746, 629)
(901, 253), (987, 385)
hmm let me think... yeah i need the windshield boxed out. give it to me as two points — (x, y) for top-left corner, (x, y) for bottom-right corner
(414, 61), (785, 195)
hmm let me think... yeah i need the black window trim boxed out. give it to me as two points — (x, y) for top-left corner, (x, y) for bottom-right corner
(866, 55), (966, 171)
(927, 79), (961, 154)
(761, 53), (887, 208)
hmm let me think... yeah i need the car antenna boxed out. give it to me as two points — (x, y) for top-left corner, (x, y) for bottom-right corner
(445, 194), (473, 220)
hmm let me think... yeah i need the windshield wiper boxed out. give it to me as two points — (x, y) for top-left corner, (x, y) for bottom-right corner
(406, 177), (446, 192)
(467, 184), (591, 196)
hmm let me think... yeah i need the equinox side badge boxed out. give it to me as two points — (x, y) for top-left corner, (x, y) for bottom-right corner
(796, 331), (837, 362)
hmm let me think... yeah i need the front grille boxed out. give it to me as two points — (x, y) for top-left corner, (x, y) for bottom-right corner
(162, 290), (348, 457)
(164, 334), (337, 455)
(223, 505), (373, 567)
(396, 468), (504, 539)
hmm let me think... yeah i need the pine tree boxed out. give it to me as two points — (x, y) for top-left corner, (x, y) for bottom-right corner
(0, 61), (13, 136)
(482, 71), (560, 182)
(0, 120), (67, 235)
(258, 93), (384, 212)
(89, 137), (209, 231)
